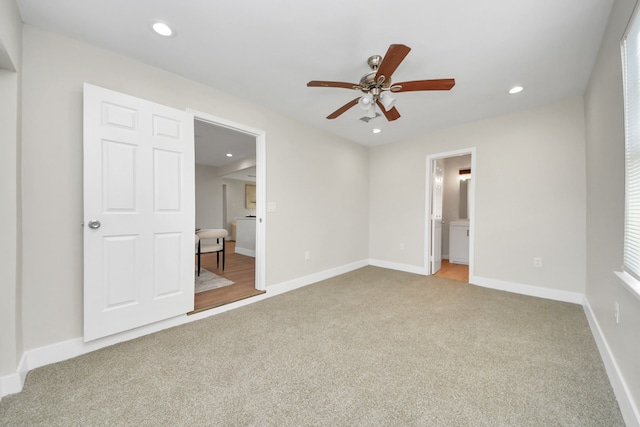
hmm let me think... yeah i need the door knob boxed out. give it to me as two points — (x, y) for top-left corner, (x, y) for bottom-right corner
(88, 220), (101, 229)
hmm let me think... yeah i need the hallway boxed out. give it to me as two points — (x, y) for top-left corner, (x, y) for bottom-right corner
(434, 259), (469, 282)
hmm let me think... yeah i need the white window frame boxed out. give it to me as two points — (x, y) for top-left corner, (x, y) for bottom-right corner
(618, 5), (640, 300)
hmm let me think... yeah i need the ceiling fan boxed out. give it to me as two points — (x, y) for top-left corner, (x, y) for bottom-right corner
(307, 44), (455, 121)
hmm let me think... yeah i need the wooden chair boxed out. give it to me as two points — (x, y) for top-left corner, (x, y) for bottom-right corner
(196, 229), (229, 275)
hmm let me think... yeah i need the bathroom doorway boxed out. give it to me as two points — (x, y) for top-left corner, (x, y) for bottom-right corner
(425, 148), (475, 280)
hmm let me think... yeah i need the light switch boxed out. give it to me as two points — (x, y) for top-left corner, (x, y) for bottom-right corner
(267, 202), (277, 212)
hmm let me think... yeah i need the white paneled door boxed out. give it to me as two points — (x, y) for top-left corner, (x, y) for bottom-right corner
(83, 84), (195, 342)
(430, 158), (444, 274)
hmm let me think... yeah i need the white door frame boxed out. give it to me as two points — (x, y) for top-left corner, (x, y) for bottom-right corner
(424, 147), (476, 277)
(430, 158), (445, 274)
(188, 109), (266, 291)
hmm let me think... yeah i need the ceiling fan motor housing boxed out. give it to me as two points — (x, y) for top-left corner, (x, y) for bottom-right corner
(360, 54), (395, 98)
(359, 72), (387, 93)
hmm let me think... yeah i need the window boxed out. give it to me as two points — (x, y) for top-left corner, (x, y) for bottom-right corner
(620, 5), (640, 297)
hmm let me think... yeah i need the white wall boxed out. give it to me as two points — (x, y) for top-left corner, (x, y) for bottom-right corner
(584, 0), (640, 418)
(223, 178), (256, 234)
(370, 97), (587, 294)
(195, 164), (224, 230)
(0, 0), (22, 380)
(19, 25), (370, 352)
(265, 122), (369, 282)
(0, 0), (21, 70)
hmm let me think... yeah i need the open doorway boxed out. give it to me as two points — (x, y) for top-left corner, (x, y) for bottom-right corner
(191, 114), (266, 313)
(425, 148), (475, 282)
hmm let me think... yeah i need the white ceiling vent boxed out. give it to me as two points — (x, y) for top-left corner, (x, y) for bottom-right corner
(359, 112), (381, 123)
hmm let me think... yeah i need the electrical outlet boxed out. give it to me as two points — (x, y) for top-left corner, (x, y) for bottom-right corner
(614, 301), (620, 324)
(304, 251), (310, 261)
(533, 257), (543, 268)
(399, 243), (405, 250)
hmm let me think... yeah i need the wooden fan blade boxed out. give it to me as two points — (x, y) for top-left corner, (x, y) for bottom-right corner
(376, 100), (401, 121)
(391, 78), (456, 92)
(307, 80), (360, 89)
(327, 98), (360, 119)
(375, 44), (411, 83)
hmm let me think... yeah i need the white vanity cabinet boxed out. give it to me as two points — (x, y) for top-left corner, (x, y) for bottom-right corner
(449, 220), (469, 265)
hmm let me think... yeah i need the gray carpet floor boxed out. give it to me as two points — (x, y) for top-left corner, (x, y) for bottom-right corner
(0, 267), (624, 426)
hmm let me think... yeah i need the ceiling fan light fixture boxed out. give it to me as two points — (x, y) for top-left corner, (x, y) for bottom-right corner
(379, 93), (395, 111)
(366, 104), (377, 118)
(358, 94), (374, 110)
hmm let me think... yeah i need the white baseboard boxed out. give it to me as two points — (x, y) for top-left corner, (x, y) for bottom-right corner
(266, 259), (369, 297)
(0, 371), (22, 399)
(369, 259), (428, 276)
(234, 247), (255, 257)
(583, 298), (640, 427)
(470, 275), (584, 304)
(0, 258), (369, 399)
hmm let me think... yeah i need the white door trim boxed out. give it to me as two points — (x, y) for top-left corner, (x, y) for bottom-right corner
(187, 109), (266, 291)
(425, 147), (476, 277)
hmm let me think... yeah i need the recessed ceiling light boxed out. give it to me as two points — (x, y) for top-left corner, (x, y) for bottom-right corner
(152, 22), (173, 37)
(509, 86), (524, 94)
(226, 153), (233, 157)
(372, 128), (381, 134)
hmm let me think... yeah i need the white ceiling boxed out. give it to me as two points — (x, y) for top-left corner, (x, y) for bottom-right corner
(16, 0), (614, 147)
(194, 119), (254, 167)
(194, 119), (256, 180)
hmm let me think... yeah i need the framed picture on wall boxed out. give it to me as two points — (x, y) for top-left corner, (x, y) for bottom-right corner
(245, 184), (256, 209)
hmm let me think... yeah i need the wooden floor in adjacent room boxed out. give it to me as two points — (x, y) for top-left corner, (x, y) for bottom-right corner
(190, 240), (263, 314)
(435, 259), (469, 282)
